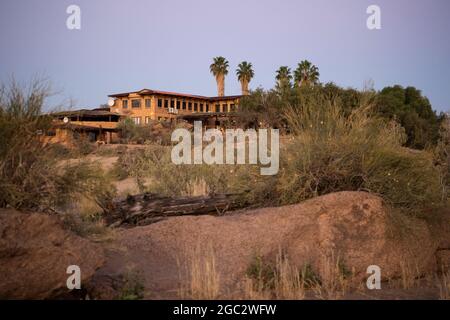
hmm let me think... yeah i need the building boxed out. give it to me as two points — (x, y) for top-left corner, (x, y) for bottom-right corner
(108, 88), (241, 126)
(44, 108), (123, 145)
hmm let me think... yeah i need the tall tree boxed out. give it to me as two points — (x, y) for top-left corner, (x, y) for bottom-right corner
(236, 61), (254, 95)
(210, 56), (229, 97)
(294, 60), (320, 87)
(275, 66), (292, 94)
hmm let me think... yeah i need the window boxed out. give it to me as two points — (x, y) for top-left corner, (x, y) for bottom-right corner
(158, 99), (162, 108)
(164, 99), (169, 108)
(222, 104), (227, 112)
(122, 100), (128, 108)
(171, 100), (175, 108)
(145, 116), (151, 124)
(188, 102), (192, 111)
(205, 104), (210, 112)
(215, 104), (220, 112)
(194, 103), (198, 112)
(176, 100), (181, 109)
(182, 101), (186, 110)
(200, 103), (204, 112)
(132, 117), (141, 125)
(131, 99), (141, 108)
(145, 99), (151, 108)
(230, 104), (235, 112)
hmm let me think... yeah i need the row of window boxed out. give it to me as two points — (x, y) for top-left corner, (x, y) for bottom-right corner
(122, 99), (151, 109)
(122, 98), (236, 112)
(131, 116), (173, 125)
(131, 116), (151, 125)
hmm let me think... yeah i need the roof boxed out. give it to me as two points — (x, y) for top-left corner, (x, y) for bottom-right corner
(208, 95), (242, 101)
(51, 109), (122, 118)
(52, 120), (119, 131)
(108, 88), (242, 101)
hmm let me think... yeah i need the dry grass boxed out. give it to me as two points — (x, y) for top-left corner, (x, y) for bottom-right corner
(179, 247), (311, 300)
(242, 255), (307, 300)
(439, 272), (450, 300)
(399, 260), (421, 290)
(178, 243), (220, 300)
(313, 252), (351, 300)
(241, 277), (272, 300)
(273, 253), (306, 299)
(60, 195), (114, 240)
(174, 243), (450, 300)
(242, 251), (318, 300)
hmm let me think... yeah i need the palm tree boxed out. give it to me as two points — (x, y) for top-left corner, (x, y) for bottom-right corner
(293, 60), (320, 87)
(210, 56), (229, 97)
(236, 61), (254, 95)
(275, 66), (292, 92)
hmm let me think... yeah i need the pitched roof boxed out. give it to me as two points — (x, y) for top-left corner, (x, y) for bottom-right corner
(108, 89), (242, 101)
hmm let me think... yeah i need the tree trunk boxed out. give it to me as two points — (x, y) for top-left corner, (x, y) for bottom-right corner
(104, 193), (242, 227)
(241, 80), (249, 95)
(217, 74), (225, 97)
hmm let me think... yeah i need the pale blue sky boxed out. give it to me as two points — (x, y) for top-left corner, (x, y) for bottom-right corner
(1, 0), (449, 111)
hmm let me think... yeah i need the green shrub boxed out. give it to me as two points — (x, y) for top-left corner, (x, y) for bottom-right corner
(117, 118), (173, 145)
(246, 254), (321, 292)
(246, 255), (276, 290)
(118, 271), (145, 300)
(55, 160), (117, 210)
(275, 96), (445, 215)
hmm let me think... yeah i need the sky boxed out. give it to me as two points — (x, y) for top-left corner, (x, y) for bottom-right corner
(0, 0), (449, 112)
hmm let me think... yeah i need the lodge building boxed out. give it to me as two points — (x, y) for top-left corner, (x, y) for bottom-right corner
(44, 88), (242, 146)
(108, 88), (242, 125)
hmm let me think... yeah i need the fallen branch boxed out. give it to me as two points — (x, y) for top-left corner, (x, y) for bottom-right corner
(104, 193), (241, 227)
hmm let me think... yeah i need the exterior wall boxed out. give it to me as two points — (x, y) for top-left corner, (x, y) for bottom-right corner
(42, 128), (73, 146)
(42, 127), (119, 146)
(110, 93), (240, 125)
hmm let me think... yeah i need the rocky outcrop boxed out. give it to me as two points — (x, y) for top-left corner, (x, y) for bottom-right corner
(97, 191), (441, 298)
(0, 209), (105, 299)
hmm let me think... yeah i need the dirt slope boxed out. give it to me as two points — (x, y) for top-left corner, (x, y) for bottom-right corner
(94, 191), (440, 299)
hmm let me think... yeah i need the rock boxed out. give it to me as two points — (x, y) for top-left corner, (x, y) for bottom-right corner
(98, 191), (439, 298)
(0, 209), (105, 299)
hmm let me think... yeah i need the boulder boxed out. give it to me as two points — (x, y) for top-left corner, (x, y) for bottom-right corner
(0, 209), (105, 299)
(98, 191), (439, 298)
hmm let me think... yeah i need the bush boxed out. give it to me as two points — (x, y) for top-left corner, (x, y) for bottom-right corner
(117, 118), (173, 145)
(274, 92), (444, 215)
(0, 79), (116, 212)
(376, 85), (442, 149)
(113, 143), (260, 199)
